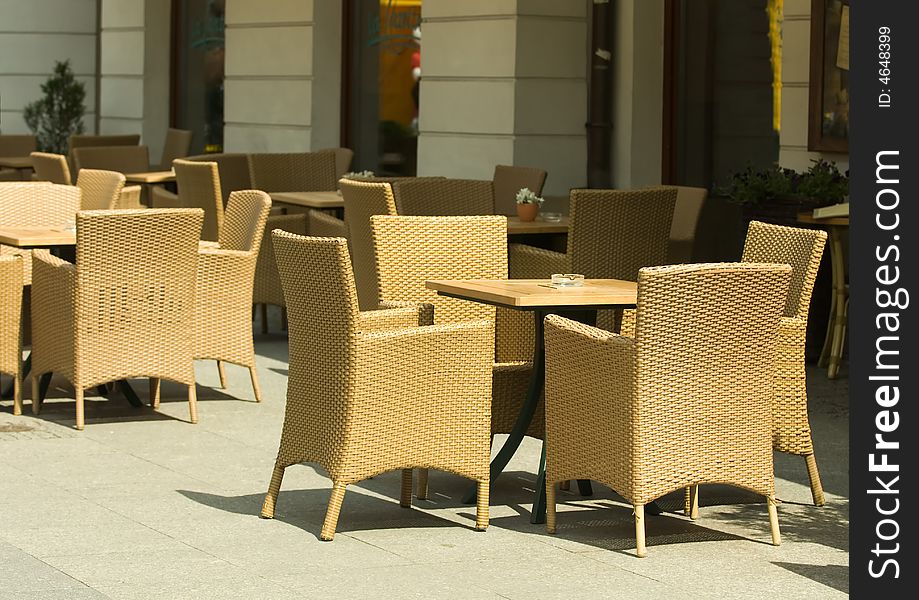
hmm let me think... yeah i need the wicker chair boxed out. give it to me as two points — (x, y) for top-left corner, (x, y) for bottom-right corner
(30, 208), (203, 430)
(510, 187), (677, 337)
(340, 179), (398, 310)
(492, 165), (547, 215)
(260, 231), (493, 540)
(0, 255), (23, 415)
(247, 152), (338, 193)
(0, 182), (81, 285)
(30, 152), (72, 184)
(185, 153), (251, 206)
(0, 135), (37, 181)
(158, 128), (192, 170)
(75, 169), (126, 210)
(371, 215), (535, 495)
(71, 145), (150, 175)
(668, 186), (707, 263)
(195, 191), (271, 402)
(742, 220), (828, 506)
(544, 262), (791, 557)
(67, 134), (141, 178)
(391, 178), (494, 216)
(173, 159), (224, 241)
(252, 213), (308, 332)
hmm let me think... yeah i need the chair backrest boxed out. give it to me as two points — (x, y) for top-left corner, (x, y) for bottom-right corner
(340, 179), (398, 310)
(185, 153), (252, 205)
(253, 213), (308, 306)
(160, 128), (192, 168)
(633, 262), (791, 483)
(492, 165), (547, 216)
(0, 255), (23, 377)
(0, 182), (80, 227)
(72, 145), (150, 174)
(218, 190), (272, 253)
(75, 169), (126, 210)
(0, 135), (37, 157)
(391, 178), (495, 216)
(668, 185), (707, 263)
(321, 147), (354, 179)
(372, 215), (506, 324)
(30, 152), (72, 184)
(247, 152), (338, 193)
(68, 134), (141, 151)
(173, 159), (223, 241)
(568, 187), (677, 280)
(74, 209), (202, 376)
(741, 220), (827, 320)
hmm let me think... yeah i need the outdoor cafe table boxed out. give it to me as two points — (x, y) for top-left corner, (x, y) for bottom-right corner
(124, 170), (176, 184)
(0, 156), (33, 170)
(425, 278), (637, 523)
(269, 191), (345, 219)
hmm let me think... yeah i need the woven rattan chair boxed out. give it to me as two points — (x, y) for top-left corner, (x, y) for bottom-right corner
(668, 186), (707, 263)
(247, 152), (337, 193)
(0, 255), (23, 415)
(0, 182), (81, 285)
(260, 231), (492, 540)
(371, 215), (534, 495)
(30, 208), (203, 430)
(30, 152), (72, 184)
(492, 165), (547, 215)
(544, 262), (792, 557)
(158, 128), (192, 170)
(71, 145), (150, 175)
(173, 159), (224, 241)
(391, 178), (494, 216)
(67, 134), (141, 178)
(340, 179), (398, 310)
(252, 213), (308, 332)
(194, 190), (270, 402)
(76, 169), (126, 210)
(0, 135), (37, 181)
(185, 153), (251, 206)
(742, 220), (828, 506)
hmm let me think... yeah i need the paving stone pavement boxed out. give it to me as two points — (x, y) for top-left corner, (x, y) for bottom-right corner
(0, 319), (849, 599)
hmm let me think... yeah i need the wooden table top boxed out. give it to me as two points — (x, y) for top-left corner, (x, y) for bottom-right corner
(426, 278), (637, 309)
(797, 211), (849, 227)
(0, 227), (75, 248)
(124, 170), (176, 184)
(0, 156), (33, 170)
(506, 216), (569, 235)
(270, 191), (344, 209)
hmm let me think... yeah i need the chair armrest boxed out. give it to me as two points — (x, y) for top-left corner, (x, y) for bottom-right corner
(118, 185), (143, 209)
(308, 210), (347, 239)
(359, 302), (434, 331)
(198, 240), (220, 249)
(150, 186), (178, 208)
(508, 243), (570, 279)
(197, 249), (256, 294)
(31, 250), (75, 352)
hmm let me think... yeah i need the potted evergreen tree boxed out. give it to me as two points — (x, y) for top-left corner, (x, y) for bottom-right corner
(23, 60), (86, 154)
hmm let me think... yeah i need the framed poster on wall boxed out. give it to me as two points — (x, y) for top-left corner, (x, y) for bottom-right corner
(808, 0), (849, 152)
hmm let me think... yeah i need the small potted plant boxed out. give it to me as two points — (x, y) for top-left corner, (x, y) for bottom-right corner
(515, 187), (544, 222)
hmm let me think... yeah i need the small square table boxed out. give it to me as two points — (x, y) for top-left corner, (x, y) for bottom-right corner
(426, 278), (637, 523)
(0, 227), (75, 248)
(124, 170), (176, 184)
(269, 191), (345, 219)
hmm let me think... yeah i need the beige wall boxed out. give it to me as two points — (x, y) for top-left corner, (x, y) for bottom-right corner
(224, 0), (341, 153)
(0, 0), (97, 135)
(417, 0), (588, 200)
(779, 0), (848, 172)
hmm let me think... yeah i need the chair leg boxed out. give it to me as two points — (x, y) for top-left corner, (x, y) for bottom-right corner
(400, 469), (413, 508)
(249, 366), (262, 403)
(187, 383), (198, 424)
(75, 388), (84, 431)
(767, 496), (781, 546)
(683, 486), (691, 516)
(321, 482), (347, 541)
(475, 480), (489, 532)
(12, 375), (21, 416)
(804, 453), (826, 507)
(260, 304), (268, 334)
(416, 468), (429, 500)
(690, 485), (700, 520)
(149, 378), (161, 408)
(634, 504), (647, 558)
(217, 361), (227, 389)
(546, 481), (557, 534)
(260, 464), (285, 519)
(31, 375), (41, 415)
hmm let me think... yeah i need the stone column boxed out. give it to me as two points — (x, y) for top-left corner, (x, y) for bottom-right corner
(417, 0), (588, 201)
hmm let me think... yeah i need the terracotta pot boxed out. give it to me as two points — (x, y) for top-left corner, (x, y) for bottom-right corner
(516, 202), (539, 222)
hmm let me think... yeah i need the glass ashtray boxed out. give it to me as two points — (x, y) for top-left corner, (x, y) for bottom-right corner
(541, 212), (562, 222)
(551, 273), (585, 287)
